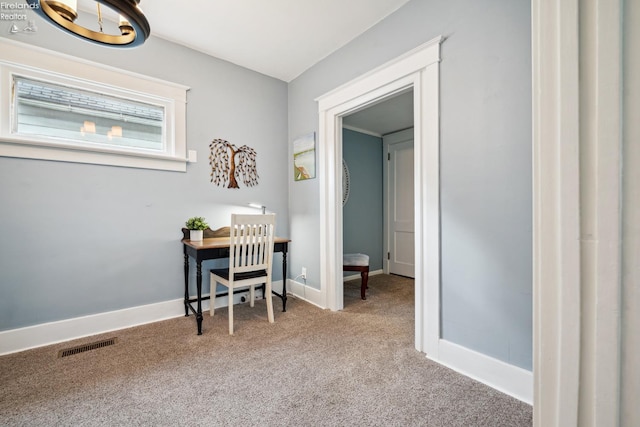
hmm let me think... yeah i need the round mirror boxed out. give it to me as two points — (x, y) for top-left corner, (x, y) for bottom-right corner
(342, 160), (350, 206)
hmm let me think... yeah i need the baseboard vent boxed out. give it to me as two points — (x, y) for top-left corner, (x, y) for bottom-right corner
(57, 337), (117, 358)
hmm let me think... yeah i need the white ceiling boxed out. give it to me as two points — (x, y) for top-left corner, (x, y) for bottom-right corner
(138, 0), (412, 82)
(343, 90), (414, 136)
(76, 0), (414, 134)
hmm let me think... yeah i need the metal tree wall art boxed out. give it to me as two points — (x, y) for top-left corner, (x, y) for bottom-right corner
(209, 138), (259, 188)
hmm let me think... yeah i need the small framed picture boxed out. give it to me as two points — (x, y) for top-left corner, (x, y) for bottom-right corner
(293, 132), (316, 181)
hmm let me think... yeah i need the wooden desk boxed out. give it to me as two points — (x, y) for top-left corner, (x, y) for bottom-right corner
(182, 236), (290, 335)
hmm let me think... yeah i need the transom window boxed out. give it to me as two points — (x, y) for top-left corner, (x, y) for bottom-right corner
(0, 38), (189, 172)
(14, 76), (165, 153)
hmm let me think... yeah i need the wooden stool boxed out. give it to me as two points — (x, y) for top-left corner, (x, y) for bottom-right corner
(343, 253), (370, 300)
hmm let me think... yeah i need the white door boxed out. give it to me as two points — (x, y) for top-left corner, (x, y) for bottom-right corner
(384, 128), (415, 278)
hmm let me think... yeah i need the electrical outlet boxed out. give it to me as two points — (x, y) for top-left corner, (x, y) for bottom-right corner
(301, 267), (307, 279)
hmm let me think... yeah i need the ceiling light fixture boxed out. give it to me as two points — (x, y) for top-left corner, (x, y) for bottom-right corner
(26, 0), (150, 48)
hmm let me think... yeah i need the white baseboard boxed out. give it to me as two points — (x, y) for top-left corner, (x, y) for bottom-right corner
(0, 299), (185, 356)
(0, 280), (283, 356)
(343, 268), (384, 281)
(287, 279), (325, 308)
(429, 339), (533, 405)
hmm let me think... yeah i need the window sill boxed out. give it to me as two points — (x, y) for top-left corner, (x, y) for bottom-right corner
(0, 138), (187, 172)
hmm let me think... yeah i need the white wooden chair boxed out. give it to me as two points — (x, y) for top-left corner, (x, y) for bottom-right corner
(210, 214), (276, 334)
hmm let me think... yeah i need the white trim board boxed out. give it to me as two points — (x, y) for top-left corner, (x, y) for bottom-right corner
(0, 298), (186, 356)
(532, 0), (625, 424)
(432, 340), (533, 404)
(286, 279), (325, 309)
(0, 280), (283, 355)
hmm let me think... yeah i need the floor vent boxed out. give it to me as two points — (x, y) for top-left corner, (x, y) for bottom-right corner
(58, 337), (117, 358)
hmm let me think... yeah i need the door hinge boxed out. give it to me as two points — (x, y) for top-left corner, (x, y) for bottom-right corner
(387, 252), (390, 260)
(388, 152), (391, 161)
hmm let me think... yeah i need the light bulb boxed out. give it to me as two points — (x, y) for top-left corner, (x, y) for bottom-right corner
(51, 0), (78, 22)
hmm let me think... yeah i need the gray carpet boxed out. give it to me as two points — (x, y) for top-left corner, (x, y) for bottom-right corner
(0, 274), (532, 426)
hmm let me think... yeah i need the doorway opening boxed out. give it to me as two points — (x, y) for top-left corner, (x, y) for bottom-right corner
(341, 90), (415, 309)
(315, 36), (442, 354)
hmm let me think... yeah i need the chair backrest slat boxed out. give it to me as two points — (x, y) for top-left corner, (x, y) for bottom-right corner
(229, 214), (276, 276)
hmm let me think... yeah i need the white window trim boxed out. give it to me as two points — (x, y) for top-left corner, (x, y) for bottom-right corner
(0, 38), (189, 172)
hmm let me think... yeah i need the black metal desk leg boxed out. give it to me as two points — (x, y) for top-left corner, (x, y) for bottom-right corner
(282, 250), (288, 312)
(183, 254), (190, 317)
(196, 261), (203, 335)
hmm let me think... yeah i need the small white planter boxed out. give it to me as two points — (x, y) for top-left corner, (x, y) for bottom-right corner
(190, 229), (203, 241)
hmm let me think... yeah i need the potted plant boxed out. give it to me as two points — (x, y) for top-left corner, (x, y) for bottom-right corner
(185, 216), (209, 241)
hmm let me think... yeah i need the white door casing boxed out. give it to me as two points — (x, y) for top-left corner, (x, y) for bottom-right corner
(316, 36), (442, 355)
(532, 0), (626, 424)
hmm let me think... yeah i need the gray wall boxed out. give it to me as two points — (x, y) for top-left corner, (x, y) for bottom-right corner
(288, 0), (532, 370)
(342, 129), (383, 272)
(0, 21), (288, 330)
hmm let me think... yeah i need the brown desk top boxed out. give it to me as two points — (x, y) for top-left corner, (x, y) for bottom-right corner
(182, 236), (290, 250)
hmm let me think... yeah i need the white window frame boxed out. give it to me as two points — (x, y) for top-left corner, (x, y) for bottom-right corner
(0, 38), (189, 172)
